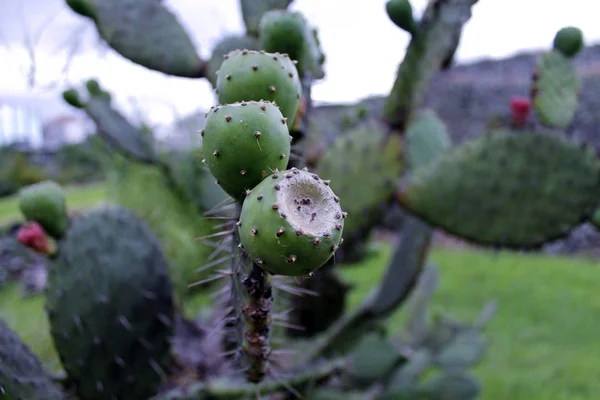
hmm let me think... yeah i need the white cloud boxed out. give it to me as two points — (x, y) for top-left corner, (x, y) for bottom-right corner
(1, 0), (599, 126)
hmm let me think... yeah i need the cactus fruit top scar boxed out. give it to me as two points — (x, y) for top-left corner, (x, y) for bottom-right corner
(239, 168), (345, 276)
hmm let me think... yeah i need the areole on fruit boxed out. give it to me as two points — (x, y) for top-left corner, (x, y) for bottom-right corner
(238, 168), (345, 276)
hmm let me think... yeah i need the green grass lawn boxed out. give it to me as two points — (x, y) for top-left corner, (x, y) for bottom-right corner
(339, 245), (600, 400)
(0, 182), (107, 226)
(2, 183), (600, 399)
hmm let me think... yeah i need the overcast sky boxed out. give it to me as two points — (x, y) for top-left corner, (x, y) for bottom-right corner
(1, 0), (599, 126)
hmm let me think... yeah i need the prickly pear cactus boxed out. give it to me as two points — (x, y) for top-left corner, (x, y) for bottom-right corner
(258, 10), (318, 77)
(215, 50), (302, 124)
(201, 101), (292, 200)
(238, 168), (345, 276)
(66, 0), (204, 77)
(553, 26), (584, 58)
(405, 108), (452, 170)
(0, 319), (64, 400)
(18, 180), (69, 239)
(207, 35), (259, 87)
(45, 205), (175, 400)
(399, 129), (600, 248)
(531, 50), (581, 129)
(385, 0), (417, 34)
(315, 124), (403, 240)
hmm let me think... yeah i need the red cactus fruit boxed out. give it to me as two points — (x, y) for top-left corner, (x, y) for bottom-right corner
(16, 222), (56, 256)
(511, 96), (531, 127)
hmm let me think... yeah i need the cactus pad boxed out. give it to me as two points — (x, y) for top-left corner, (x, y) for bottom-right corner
(70, 0), (204, 77)
(385, 0), (417, 34)
(346, 333), (401, 387)
(258, 10), (318, 77)
(405, 108), (452, 170)
(531, 51), (581, 129)
(315, 125), (403, 240)
(84, 86), (157, 164)
(399, 129), (600, 248)
(553, 26), (584, 58)
(238, 168), (345, 276)
(215, 50), (302, 124)
(202, 101), (291, 200)
(46, 205), (175, 400)
(0, 319), (64, 400)
(18, 180), (68, 239)
(207, 35), (259, 87)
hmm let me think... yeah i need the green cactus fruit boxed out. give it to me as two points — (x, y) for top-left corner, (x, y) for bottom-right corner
(405, 108), (452, 170)
(346, 333), (401, 387)
(45, 205), (175, 400)
(0, 319), (64, 400)
(207, 35), (259, 87)
(386, 0), (417, 35)
(62, 88), (84, 108)
(399, 129), (600, 248)
(315, 124), (403, 240)
(84, 89), (156, 164)
(201, 101), (291, 200)
(215, 49), (302, 124)
(553, 26), (584, 58)
(239, 0), (294, 36)
(258, 10), (317, 77)
(531, 50), (580, 129)
(65, 0), (97, 20)
(87, 0), (204, 78)
(238, 168), (345, 276)
(18, 180), (69, 239)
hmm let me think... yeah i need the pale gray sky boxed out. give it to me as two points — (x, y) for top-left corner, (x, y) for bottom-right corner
(1, 0), (599, 126)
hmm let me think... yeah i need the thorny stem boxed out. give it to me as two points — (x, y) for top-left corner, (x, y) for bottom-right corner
(242, 264), (273, 383)
(228, 203), (274, 384)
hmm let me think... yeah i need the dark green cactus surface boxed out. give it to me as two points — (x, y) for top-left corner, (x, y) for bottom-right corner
(215, 50), (302, 124)
(207, 35), (259, 87)
(385, 0), (417, 34)
(400, 129), (600, 248)
(531, 50), (580, 129)
(238, 168), (345, 276)
(405, 108), (452, 170)
(18, 180), (69, 239)
(66, 0), (204, 78)
(0, 319), (64, 400)
(345, 333), (402, 387)
(45, 205), (175, 400)
(553, 26), (584, 58)
(315, 125), (403, 240)
(258, 10), (318, 77)
(201, 101), (291, 200)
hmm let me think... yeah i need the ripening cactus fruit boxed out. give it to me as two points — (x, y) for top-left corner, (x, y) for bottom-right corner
(238, 168), (345, 276)
(553, 26), (584, 58)
(215, 49), (302, 125)
(18, 180), (69, 239)
(259, 10), (318, 77)
(202, 101), (292, 200)
(385, 0), (417, 35)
